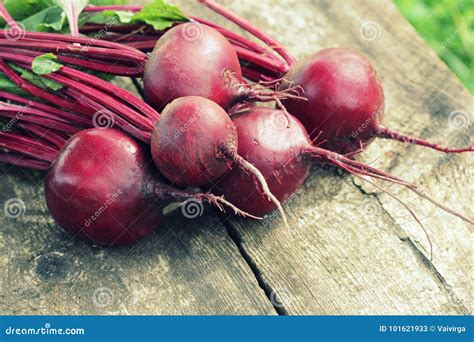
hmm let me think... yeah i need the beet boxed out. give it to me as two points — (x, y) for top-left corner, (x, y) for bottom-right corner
(45, 128), (258, 246)
(282, 48), (473, 154)
(143, 24), (301, 112)
(151, 96), (236, 187)
(213, 107), (310, 216)
(151, 96), (288, 226)
(214, 107), (473, 226)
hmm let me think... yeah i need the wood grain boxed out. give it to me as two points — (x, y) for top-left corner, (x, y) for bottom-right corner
(0, 166), (275, 314)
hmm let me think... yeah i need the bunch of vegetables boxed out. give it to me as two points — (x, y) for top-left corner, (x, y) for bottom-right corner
(0, 0), (471, 254)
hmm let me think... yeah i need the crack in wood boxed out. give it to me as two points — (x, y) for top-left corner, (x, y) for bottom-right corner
(221, 219), (285, 315)
(350, 178), (470, 314)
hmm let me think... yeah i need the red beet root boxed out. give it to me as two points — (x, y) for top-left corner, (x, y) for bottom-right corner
(151, 96), (288, 226)
(45, 129), (162, 245)
(46, 128), (257, 246)
(151, 96), (236, 187)
(215, 107), (473, 225)
(214, 107), (310, 216)
(143, 24), (301, 112)
(282, 48), (473, 154)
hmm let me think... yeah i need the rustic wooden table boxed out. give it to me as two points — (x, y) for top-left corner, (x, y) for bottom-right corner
(0, 0), (472, 315)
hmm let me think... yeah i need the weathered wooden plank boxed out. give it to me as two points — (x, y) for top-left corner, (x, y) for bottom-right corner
(0, 166), (275, 314)
(191, 0), (473, 314)
(1, 0), (471, 316)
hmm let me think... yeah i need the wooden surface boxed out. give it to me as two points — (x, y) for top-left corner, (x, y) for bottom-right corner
(0, 0), (472, 315)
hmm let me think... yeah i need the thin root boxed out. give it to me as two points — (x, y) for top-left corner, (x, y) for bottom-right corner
(196, 193), (262, 220)
(230, 152), (292, 236)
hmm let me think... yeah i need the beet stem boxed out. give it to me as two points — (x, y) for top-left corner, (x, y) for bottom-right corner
(0, 2), (20, 31)
(18, 123), (67, 149)
(198, 0), (296, 67)
(0, 91), (92, 127)
(0, 153), (50, 170)
(0, 30), (145, 55)
(0, 59), (93, 116)
(376, 125), (473, 153)
(0, 134), (57, 162)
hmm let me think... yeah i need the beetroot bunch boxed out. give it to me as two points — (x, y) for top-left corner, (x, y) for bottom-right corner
(0, 1), (471, 252)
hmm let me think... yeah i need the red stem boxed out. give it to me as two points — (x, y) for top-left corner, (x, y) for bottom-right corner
(2, 47), (143, 77)
(0, 59), (93, 116)
(0, 102), (81, 132)
(192, 16), (273, 57)
(0, 38), (146, 65)
(0, 91), (92, 127)
(1, 53), (155, 136)
(0, 153), (51, 170)
(65, 88), (151, 142)
(376, 125), (473, 153)
(18, 123), (68, 149)
(0, 2), (20, 31)
(1, 51), (156, 125)
(233, 45), (288, 75)
(0, 30), (145, 55)
(59, 66), (159, 122)
(198, 0), (296, 67)
(0, 133), (58, 162)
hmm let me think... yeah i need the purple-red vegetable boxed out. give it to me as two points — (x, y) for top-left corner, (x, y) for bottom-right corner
(282, 48), (473, 154)
(198, 1), (472, 155)
(143, 24), (300, 111)
(151, 96), (287, 225)
(214, 107), (473, 226)
(45, 128), (259, 246)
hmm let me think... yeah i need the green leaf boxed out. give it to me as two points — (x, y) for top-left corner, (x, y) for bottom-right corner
(9, 64), (63, 91)
(85, 9), (133, 24)
(20, 6), (67, 32)
(0, 74), (30, 96)
(131, 0), (188, 30)
(109, 10), (134, 23)
(32, 53), (63, 75)
(0, 0), (53, 24)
